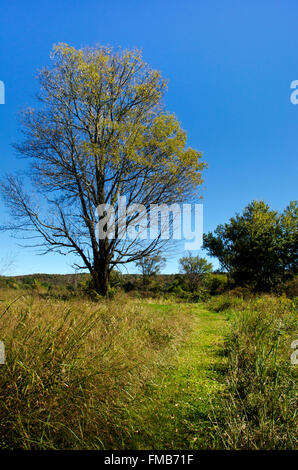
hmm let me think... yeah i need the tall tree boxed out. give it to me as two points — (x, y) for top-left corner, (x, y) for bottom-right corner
(203, 200), (298, 291)
(0, 44), (206, 295)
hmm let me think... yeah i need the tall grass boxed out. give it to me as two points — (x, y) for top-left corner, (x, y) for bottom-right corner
(211, 295), (298, 449)
(0, 290), (194, 449)
(1, 287), (296, 450)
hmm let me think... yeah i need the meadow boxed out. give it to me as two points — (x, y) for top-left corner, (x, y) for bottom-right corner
(0, 278), (297, 450)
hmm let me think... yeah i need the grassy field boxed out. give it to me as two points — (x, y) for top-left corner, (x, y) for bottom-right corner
(210, 294), (298, 449)
(0, 288), (297, 449)
(112, 303), (228, 449)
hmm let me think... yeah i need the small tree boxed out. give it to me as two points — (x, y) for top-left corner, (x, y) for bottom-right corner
(136, 253), (166, 288)
(179, 252), (213, 291)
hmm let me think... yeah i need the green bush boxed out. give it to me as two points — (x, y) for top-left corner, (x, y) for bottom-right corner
(206, 274), (228, 295)
(208, 294), (245, 312)
(228, 286), (254, 298)
(109, 270), (123, 288)
(274, 276), (298, 299)
(167, 277), (188, 294)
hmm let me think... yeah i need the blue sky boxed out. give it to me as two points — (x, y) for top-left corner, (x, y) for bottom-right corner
(0, 0), (297, 275)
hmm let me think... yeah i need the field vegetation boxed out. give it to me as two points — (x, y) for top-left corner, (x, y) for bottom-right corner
(0, 274), (296, 449)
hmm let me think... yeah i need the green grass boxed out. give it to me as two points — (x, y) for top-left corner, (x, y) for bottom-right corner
(0, 289), (296, 449)
(0, 291), (197, 449)
(209, 294), (298, 449)
(112, 303), (228, 449)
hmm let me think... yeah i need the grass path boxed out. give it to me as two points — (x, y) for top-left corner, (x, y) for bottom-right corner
(118, 303), (229, 450)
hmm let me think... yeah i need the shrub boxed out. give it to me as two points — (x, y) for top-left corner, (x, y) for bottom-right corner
(227, 286), (253, 299)
(206, 274), (228, 295)
(167, 277), (188, 294)
(109, 270), (123, 289)
(208, 294), (246, 312)
(275, 276), (298, 299)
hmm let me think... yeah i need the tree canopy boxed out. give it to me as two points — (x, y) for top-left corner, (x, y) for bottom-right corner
(136, 253), (166, 288)
(0, 44), (206, 295)
(179, 252), (213, 291)
(203, 200), (298, 291)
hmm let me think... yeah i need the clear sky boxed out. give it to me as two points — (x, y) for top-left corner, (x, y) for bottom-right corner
(0, 0), (297, 275)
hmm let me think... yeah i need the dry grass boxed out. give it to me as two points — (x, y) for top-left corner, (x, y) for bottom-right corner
(1, 288), (296, 450)
(0, 290), (194, 449)
(211, 294), (298, 449)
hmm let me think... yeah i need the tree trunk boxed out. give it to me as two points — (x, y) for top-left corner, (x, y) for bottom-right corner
(92, 268), (109, 296)
(92, 250), (110, 296)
